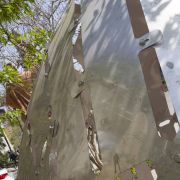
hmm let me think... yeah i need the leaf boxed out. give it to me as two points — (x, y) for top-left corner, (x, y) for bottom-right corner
(0, 65), (23, 85)
(0, 0), (34, 23)
(0, 109), (22, 127)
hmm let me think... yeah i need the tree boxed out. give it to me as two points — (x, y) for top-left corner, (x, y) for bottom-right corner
(0, 0), (68, 116)
(0, 1), (69, 156)
(0, 0), (68, 167)
(0, 0), (68, 69)
(0, 0), (34, 23)
(0, 64), (23, 86)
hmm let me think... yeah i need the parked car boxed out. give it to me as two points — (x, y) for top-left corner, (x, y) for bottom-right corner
(0, 168), (17, 180)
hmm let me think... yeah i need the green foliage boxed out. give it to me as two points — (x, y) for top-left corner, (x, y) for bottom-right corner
(0, 151), (9, 168)
(0, 0), (34, 23)
(0, 65), (22, 85)
(0, 109), (22, 127)
(8, 125), (21, 149)
(22, 28), (51, 69)
(0, 135), (10, 167)
(0, 0), (61, 120)
(146, 159), (153, 168)
(0, 28), (8, 45)
(130, 167), (137, 175)
(0, 26), (50, 69)
(0, 0), (49, 69)
(0, 0), (58, 71)
(0, 91), (5, 107)
(0, 135), (6, 150)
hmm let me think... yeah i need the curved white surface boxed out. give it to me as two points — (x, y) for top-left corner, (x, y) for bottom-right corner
(140, 0), (180, 134)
